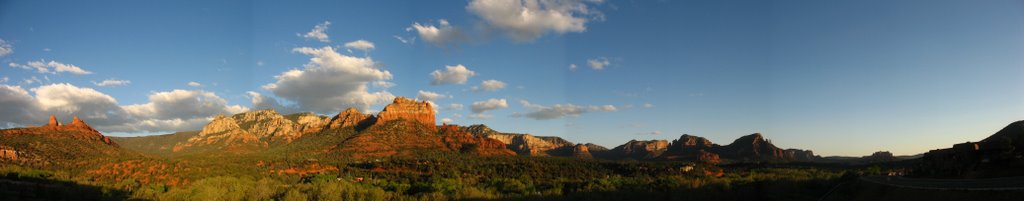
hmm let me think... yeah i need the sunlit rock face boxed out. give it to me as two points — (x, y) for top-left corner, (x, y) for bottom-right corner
(374, 97), (435, 129)
(176, 110), (331, 152)
(327, 108), (374, 130)
(611, 140), (670, 159)
(462, 124), (575, 156)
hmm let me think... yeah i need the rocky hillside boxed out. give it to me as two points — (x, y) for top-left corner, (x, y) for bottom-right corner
(171, 110), (330, 153)
(0, 115), (131, 167)
(334, 100), (513, 158)
(462, 124), (578, 156)
(658, 135), (721, 163)
(602, 133), (819, 162)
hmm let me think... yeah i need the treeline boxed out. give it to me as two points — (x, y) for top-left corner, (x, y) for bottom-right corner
(1, 155), (847, 201)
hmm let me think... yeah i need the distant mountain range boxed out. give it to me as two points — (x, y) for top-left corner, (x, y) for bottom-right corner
(2, 96), (931, 168)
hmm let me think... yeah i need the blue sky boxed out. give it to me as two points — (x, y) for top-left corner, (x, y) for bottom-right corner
(0, 0), (1021, 156)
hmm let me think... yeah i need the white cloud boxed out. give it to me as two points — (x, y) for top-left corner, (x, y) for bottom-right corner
(0, 85), (43, 124)
(408, 19), (465, 47)
(443, 103), (464, 110)
(20, 76), (42, 85)
(372, 81), (396, 89)
(300, 21), (331, 42)
(430, 64), (476, 85)
(587, 57), (610, 70)
(467, 0), (603, 42)
(471, 98), (508, 113)
(0, 77), (7, 83)
(10, 60), (92, 75)
(263, 46), (394, 114)
(187, 81), (202, 87)
(467, 113), (493, 119)
(416, 90), (449, 102)
(0, 39), (12, 57)
(344, 40), (375, 51)
(471, 79), (506, 92)
(1, 83), (129, 129)
(123, 89), (248, 121)
(513, 100), (616, 120)
(569, 64), (578, 71)
(441, 118), (454, 124)
(393, 35), (416, 44)
(643, 103), (654, 108)
(93, 79), (131, 87)
(246, 91), (300, 114)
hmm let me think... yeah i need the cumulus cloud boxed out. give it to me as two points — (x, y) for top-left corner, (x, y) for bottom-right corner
(0, 83), (247, 133)
(123, 89), (248, 121)
(569, 64), (578, 71)
(467, 0), (603, 42)
(246, 91), (300, 114)
(263, 46), (394, 114)
(512, 100), (616, 120)
(0, 39), (12, 57)
(10, 60), (93, 75)
(408, 19), (465, 47)
(471, 79), (506, 92)
(344, 40), (375, 51)
(587, 57), (610, 70)
(416, 90), (449, 102)
(441, 118), (454, 124)
(93, 79), (131, 87)
(187, 81), (202, 87)
(300, 21), (331, 42)
(371, 81), (396, 89)
(430, 64), (476, 85)
(471, 98), (508, 113)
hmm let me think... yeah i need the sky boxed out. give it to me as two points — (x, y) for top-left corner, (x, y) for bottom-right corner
(0, 0), (1021, 156)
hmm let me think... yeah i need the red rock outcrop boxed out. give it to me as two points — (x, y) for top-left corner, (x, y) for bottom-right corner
(659, 134), (720, 163)
(0, 146), (18, 161)
(572, 144), (593, 159)
(374, 97), (435, 129)
(47, 115), (60, 127)
(463, 124), (575, 156)
(66, 116), (100, 133)
(337, 121), (514, 159)
(327, 108), (374, 129)
(173, 110), (334, 152)
(610, 140), (669, 159)
(713, 133), (789, 161)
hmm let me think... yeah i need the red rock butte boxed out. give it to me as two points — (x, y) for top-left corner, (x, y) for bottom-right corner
(43, 114), (99, 133)
(375, 97), (436, 129)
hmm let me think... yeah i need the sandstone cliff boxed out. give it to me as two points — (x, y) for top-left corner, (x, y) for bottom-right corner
(463, 124), (575, 156)
(336, 120), (514, 159)
(173, 110), (330, 152)
(326, 108), (374, 130)
(658, 134), (721, 163)
(610, 140), (669, 159)
(374, 97), (435, 129)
